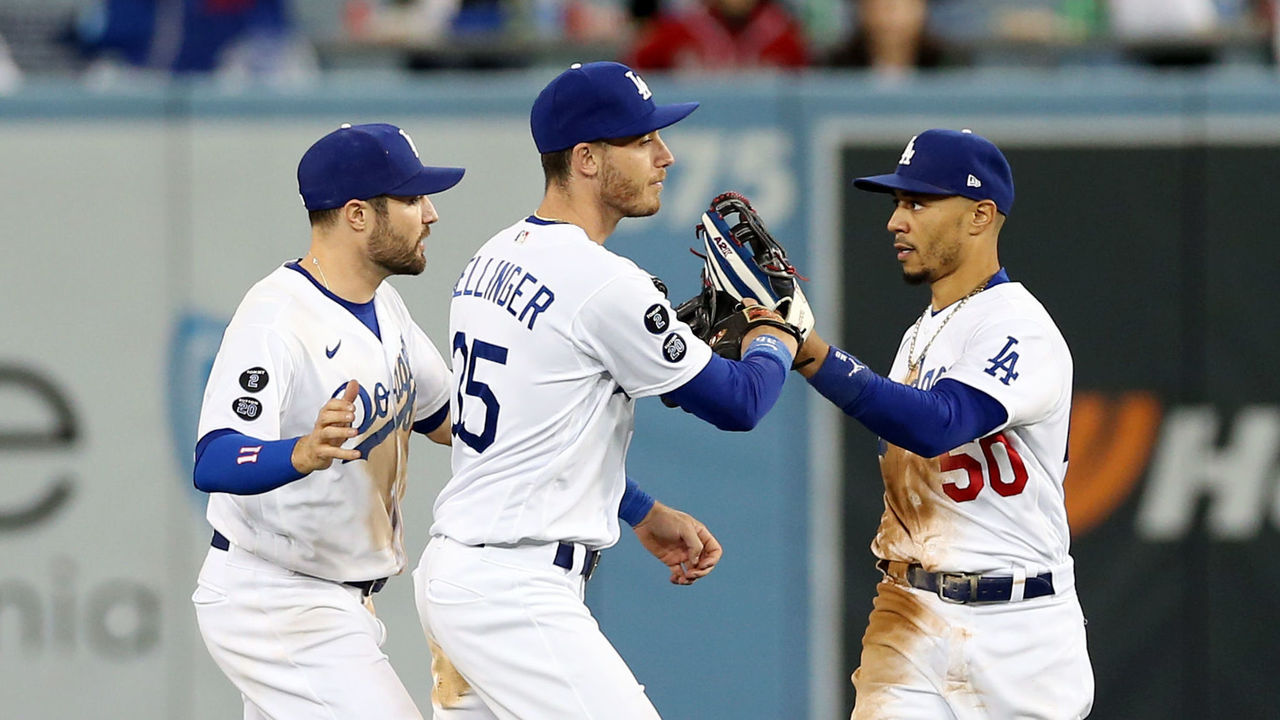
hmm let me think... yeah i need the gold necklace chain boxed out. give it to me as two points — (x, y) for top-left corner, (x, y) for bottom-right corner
(905, 275), (993, 374)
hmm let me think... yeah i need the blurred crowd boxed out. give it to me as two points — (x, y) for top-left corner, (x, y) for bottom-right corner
(0, 0), (1275, 91)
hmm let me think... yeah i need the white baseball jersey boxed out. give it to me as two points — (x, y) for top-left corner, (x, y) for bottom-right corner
(198, 263), (451, 582)
(874, 280), (1074, 573)
(430, 217), (713, 549)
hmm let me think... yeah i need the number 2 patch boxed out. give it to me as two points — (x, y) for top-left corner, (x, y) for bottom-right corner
(239, 367), (269, 392)
(644, 304), (670, 334)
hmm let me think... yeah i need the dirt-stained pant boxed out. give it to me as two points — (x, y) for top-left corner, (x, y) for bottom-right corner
(415, 535), (662, 720)
(852, 575), (1093, 720)
(193, 543), (423, 720)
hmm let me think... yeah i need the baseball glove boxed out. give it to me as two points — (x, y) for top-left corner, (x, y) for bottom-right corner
(675, 192), (812, 357)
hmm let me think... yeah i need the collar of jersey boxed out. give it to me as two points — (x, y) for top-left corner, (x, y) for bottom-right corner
(526, 214), (568, 225)
(284, 261), (381, 339)
(929, 267), (1011, 317)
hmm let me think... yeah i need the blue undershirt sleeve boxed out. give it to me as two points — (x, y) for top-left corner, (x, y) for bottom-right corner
(412, 402), (450, 436)
(807, 346), (1008, 457)
(618, 477), (656, 527)
(663, 335), (792, 431)
(193, 430), (305, 495)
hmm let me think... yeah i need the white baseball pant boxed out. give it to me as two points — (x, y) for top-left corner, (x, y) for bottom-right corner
(851, 573), (1093, 719)
(414, 535), (661, 720)
(193, 542), (423, 720)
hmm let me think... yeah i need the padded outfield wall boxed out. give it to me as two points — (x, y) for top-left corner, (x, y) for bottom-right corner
(1, 70), (1278, 719)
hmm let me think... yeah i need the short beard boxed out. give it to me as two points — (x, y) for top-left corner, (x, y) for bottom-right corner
(368, 210), (426, 276)
(902, 269), (930, 286)
(600, 157), (659, 218)
(902, 233), (961, 287)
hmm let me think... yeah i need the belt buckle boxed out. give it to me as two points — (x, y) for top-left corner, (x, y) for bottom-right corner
(583, 549), (601, 582)
(937, 572), (977, 604)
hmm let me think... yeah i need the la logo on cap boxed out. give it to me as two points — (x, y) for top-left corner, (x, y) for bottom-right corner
(899, 136), (917, 166)
(626, 70), (652, 100)
(399, 128), (420, 158)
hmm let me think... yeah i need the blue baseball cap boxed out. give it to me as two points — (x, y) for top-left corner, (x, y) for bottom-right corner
(297, 123), (465, 211)
(530, 61), (700, 153)
(853, 129), (1014, 215)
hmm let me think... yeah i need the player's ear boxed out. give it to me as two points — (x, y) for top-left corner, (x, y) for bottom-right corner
(970, 199), (997, 234)
(572, 142), (599, 179)
(343, 200), (369, 232)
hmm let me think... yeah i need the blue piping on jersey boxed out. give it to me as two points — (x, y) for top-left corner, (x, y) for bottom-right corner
(414, 402), (450, 435)
(525, 215), (567, 226)
(285, 261), (382, 340)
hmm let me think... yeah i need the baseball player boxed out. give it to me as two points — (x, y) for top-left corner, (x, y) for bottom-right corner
(791, 129), (1094, 718)
(191, 123), (463, 720)
(413, 61), (805, 720)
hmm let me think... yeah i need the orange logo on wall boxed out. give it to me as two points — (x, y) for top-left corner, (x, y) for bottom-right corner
(1064, 392), (1163, 537)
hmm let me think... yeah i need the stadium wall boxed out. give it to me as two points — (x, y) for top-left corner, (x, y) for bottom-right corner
(1, 69), (1277, 719)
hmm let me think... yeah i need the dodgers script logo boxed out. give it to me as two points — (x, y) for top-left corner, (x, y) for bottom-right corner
(340, 336), (418, 460)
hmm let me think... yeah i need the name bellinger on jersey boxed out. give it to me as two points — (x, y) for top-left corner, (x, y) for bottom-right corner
(451, 240), (557, 330)
(431, 217), (713, 550)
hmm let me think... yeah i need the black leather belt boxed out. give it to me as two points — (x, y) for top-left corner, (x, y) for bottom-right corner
(211, 531), (388, 597)
(878, 559), (1054, 604)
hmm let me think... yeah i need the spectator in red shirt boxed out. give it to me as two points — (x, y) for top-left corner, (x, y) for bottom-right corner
(625, 0), (810, 70)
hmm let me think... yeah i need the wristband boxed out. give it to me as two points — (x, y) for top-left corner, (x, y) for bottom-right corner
(743, 334), (794, 372)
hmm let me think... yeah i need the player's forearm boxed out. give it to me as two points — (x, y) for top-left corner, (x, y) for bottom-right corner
(807, 346), (1007, 456)
(664, 339), (789, 431)
(793, 331), (831, 377)
(193, 430), (306, 495)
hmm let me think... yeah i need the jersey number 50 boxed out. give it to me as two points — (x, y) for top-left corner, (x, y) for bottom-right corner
(940, 433), (1028, 502)
(451, 332), (507, 453)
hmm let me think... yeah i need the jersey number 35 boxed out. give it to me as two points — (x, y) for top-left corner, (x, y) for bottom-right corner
(451, 332), (508, 453)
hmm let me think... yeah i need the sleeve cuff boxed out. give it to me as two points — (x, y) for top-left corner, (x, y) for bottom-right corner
(414, 402), (450, 435)
(742, 334), (794, 372)
(619, 477), (656, 527)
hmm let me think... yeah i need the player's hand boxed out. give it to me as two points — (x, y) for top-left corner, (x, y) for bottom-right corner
(292, 380), (363, 474)
(632, 502), (723, 585)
